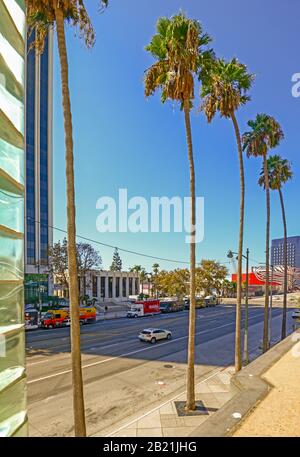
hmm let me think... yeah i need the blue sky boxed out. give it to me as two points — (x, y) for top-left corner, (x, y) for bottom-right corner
(52, 0), (299, 273)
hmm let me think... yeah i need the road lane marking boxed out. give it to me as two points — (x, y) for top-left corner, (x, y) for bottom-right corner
(26, 340), (134, 367)
(27, 313), (265, 385)
(26, 310), (243, 361)
(25, 308), (256, 353)
(26, 307), (284, 370)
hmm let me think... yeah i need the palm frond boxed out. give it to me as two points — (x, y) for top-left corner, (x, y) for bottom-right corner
(242, 114), (284, 158)
(144, 12), (212, 107)
(200, 57), (254, 121)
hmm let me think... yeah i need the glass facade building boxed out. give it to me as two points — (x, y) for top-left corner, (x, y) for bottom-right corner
(25, 27), (53, 300)
(0, 0), (27, 436)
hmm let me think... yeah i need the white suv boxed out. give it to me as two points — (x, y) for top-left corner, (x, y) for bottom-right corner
(139, 328), (172, 344)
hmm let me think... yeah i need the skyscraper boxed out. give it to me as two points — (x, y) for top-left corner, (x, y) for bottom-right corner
(25, 30), (53, 301)
(271, 236), (300, 269)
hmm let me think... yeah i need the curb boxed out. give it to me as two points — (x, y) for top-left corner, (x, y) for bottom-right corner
(189, 329), (300, 437)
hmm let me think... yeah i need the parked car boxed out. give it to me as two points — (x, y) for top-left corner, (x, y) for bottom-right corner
(139, 328), (172, 344)
(195, 298), (205, 308)
(184, 298), (205, 309)
(204, 295), (218, 307)
(24, 307), (39, 330)
(160, 300), (184, 313)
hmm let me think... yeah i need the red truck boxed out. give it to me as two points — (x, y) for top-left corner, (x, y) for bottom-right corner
(127, 300), (160, 318)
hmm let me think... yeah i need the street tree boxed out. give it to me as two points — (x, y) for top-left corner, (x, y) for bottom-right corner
(154, 269), (190, 299)
(77, 242), (102, 296)
(48, 239), (102, 296)
(201, 58), (254, 372)
(195, 260), (228, 297)
(145, 13), (213, 411)
(258, 155), (293, 339)
(110, 248), (123, 271)
(243, 114), (284, 352)
(48, 238), (69, 293)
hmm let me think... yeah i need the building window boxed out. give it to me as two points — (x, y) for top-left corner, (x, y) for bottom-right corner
(100, 277), (105, 299)
(92, 276), (98, 297)
(108, 277), (113, 298)
(116, 277), (120, 297)
(122, 277), (126, 297)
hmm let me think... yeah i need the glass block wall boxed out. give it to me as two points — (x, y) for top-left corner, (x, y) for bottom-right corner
(0, 0), (27, 436)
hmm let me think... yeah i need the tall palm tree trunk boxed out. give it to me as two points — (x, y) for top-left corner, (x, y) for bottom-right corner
(279, 188), (288, 340)
(231, 112), (244, 372)
(184, 99), (196, 411)
(55, 6), (86, 437)
(263, 154), (270, 353)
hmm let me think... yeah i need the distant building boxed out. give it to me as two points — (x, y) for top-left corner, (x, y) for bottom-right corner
(54, 270), (140, 302)
(25, 30), (53, 301)
(231, 272), (280, 296)
(271, 236), (300, 269)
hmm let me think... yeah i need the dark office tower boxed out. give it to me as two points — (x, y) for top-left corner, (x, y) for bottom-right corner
(25, 30), (53, 301)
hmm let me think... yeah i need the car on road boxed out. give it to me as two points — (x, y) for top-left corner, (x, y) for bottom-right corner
(292, 309), (300, 320)
(139, 328), (172, 344)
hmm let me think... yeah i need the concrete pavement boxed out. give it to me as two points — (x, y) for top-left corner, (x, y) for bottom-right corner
(234, 335), (300, 437)
(105, 366), (236, 437)
(190, 327), (300, 437)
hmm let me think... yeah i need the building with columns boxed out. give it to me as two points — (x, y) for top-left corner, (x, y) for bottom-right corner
(54, 270), (140, 302)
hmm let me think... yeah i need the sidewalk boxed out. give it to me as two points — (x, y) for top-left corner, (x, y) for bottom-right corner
(105, 366), (236, 437)
(234, 342), (300, 437)
(96, 311), (126, 321)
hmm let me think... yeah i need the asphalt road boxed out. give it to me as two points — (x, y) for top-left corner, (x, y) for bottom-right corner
(26, 305), (295, 436)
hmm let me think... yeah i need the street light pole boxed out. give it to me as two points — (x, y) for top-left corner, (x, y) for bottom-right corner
(269, 264), (274, 347)
(243, 248), (249, 365)
(227, 248), (250, 366)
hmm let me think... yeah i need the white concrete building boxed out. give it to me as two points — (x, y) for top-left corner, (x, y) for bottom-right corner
(54, 270), (140, 303)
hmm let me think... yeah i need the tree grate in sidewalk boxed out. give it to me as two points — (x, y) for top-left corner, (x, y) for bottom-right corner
(174, 400), (211, 416)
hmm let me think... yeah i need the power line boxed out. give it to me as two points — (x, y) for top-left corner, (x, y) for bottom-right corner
(27, 217), (235, 268)
(27, 216), (191, 265)
(249, 257), (265, 265)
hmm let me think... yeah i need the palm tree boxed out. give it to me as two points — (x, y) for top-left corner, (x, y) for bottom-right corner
(144, 13), (213, 411)
(138, 268), (148, 296)
(26, 0), (108, 436)
(201, 58), (254, 372)
(243, 114), (284, 352)
(152, 263), (160, 297)
(152, 263), (160, 275)
(258, 155), (293, 340)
